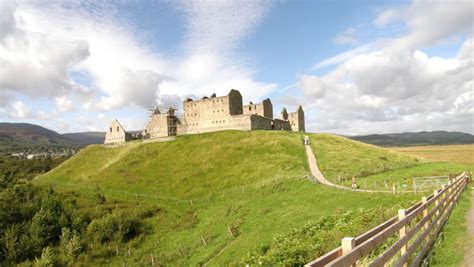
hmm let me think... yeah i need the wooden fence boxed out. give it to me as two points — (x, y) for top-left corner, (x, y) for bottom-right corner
(306, 172), (471, 267)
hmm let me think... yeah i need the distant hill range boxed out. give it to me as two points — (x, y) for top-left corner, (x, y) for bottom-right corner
(2, 123), (473, 153)
(0, 123), (105, 153)
(348, 131), (474, 147)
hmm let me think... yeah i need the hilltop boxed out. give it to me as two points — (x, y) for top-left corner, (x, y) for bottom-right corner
(0, 123), (105, 153)
(36, 130), (464, 265)
(348, 131), (474, 147)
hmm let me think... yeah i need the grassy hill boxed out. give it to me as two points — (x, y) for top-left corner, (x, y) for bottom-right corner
(0, 123), (105, 153)
(34, 131), (469, 265)
(0, 123), (73, 152)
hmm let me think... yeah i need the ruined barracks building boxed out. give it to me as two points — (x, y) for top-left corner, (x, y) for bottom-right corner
(104, 89), (305, 144)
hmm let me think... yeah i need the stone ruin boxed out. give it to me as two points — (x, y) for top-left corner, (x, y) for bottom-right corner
(104, 89), (305, 144)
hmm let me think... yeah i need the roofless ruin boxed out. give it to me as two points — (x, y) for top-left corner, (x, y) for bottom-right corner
(104, 89), (305, 144)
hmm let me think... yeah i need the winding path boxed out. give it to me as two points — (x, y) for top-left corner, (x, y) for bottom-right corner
(304, 142), (346, 189)
(304, 136), (392, 193)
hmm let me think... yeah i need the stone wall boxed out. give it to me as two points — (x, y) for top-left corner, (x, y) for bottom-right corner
(111, 89), (305, 144)
(228, 89), (243, 115)
(144, 113), (177, 139)
(288, 105), (305, 132)
(104, 119), (131, 144)
(273, 118), (292, 131)
(182, 89), (244, 134)
(250, 115), (273, 130)
(243, 98), (273, 119)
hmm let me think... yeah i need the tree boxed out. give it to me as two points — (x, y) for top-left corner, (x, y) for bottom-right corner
(59, 227), (82, 261)
(35, 246), (55, 267)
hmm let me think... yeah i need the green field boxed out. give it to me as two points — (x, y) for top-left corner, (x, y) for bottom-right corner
(310, 134), (472, 191)
(34, 131), (470, 265)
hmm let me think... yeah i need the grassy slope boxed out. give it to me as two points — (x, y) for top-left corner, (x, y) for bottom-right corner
(311, 134), (472, 190)
(310, 133), (420, 180)
(34, 131), (467, 265)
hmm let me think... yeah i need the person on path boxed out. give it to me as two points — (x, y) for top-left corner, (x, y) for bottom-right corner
(352, 176), (357, 189)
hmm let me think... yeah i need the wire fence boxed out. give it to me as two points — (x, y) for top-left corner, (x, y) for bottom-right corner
(49, 173), (317, 207)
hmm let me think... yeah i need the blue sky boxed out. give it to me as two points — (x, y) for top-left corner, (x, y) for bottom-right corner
(0, 0), (472, 134)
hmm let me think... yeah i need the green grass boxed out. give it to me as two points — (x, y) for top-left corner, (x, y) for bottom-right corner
(428, 185), (472, 266)
(310, 134), (472, 191)
(310, 133), (421, 182)
(33, 131), (468, 265)
(353, 162), (471, 191)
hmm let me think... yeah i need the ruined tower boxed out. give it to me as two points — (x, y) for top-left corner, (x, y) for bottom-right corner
(288, 105), (305, 132)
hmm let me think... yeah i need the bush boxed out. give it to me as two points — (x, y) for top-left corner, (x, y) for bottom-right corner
(59, 228), (82, 261)
(35, 247), (56, 267)
(86, 209), (141, 244)
(243, 208), (394, 265)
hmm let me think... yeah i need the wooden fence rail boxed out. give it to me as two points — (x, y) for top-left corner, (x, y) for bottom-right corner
(306, 172), (471, 267)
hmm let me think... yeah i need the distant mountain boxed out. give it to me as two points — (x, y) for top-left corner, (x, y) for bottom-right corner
(62, 132), (105, 146)
(348, 131), (474, 147)
(0, 123), (105, 153)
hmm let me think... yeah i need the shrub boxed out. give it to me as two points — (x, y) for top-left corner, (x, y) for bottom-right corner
(86, 209), (140, 244)
(35, 246), (56, 267)
(243, 208), (394, 265)
(59, 228), (82, 261)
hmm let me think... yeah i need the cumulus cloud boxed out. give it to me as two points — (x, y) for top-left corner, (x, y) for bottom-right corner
(301, 38), (473, 134)
(298, 75), (327, 98)
(55, 96), (74, 112)
(9, 101), (31, 118)
(0, 1), (169, 112)
(159, 0), (276, 102)
(300, 0), (474, 134)
(0, 0), (276, 134)
(376, 0), (473, 49)
(0, 1), (18, 42)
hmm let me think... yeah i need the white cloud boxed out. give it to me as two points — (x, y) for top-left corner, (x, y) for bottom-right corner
(178, 0), (270, 56)
(298, 75), (327, 98)
(376, 0), (473, 49)
(0, 0), (276, 132)
(159, 0), (276, 103)
(55, 96), (74, 112)
(302, 0), (474, 134)
(10, 100), (31, 118)
(300, 38), (474, 134)
(0, 1), (17, 42)
(312, 43), (373, 70)
(0, 1), (169, 112)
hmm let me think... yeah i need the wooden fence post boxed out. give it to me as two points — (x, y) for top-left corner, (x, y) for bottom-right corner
(422, 197), (429, 242)
(433, 189), (440, 226)
(398, 209), (408, 267)
(393, 185), (396, 194)
(341, 237), (356, 267)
